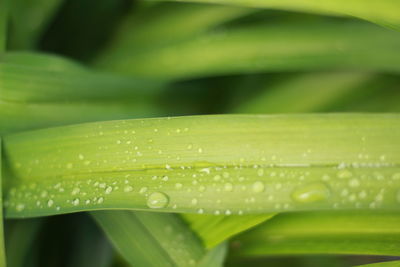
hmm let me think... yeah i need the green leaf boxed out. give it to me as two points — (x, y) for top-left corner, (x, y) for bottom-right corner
(182, 213), (275, 248)
(234, 72), (376, 113)
(98, 20), (400, 79)
(0, 52), (163, 134)
(5, 218), (43, 267)
(2, 114), (400, 218)
(9, 0), (62, 49)
(358, 260), (400, 267)
(232, 211), (400, 256)
(96, 2), (253, 67)
(197, 242), (227, 267)
(0, 0), (8, 52)
(162, 0), (400, 30)
(0, 52), (161, 102)
(0, 139), (6, 267)
(91, 211), (205, 267)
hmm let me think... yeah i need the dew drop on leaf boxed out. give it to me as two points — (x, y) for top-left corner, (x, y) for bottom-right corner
(291, 182), (330, 203)
(147, 192), (169, 209)
(224, 183), (233, 192)
(252, 181), (265, 193)
(72, 198), (80, 206)
(105, 186), (113, 194)
(348, 178), (360, 188)
(124, 185), (133, 193)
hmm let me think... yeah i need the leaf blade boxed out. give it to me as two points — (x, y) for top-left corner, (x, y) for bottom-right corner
(232, 211), (400, 256)
(2, 114), (400, 218)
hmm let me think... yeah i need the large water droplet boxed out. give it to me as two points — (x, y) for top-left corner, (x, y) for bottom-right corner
(291, 182), (330, 203)
(147, 192), (169, 209)
(124, 185), (133, 193)
(105, 186), (113, 194)
(252, 181), (265, 193)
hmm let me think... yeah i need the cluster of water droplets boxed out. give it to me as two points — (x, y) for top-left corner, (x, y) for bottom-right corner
(5, 119), (400, 216)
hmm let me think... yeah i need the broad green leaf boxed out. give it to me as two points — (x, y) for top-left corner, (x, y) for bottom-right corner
(0, 52), (163, 133)
(197, 242), (227, 267)
(9, 0), (62, 49)
(96, 2), (253, 66)
(92, 211), (205, 267)
(0, 52), (161, 102)
(233, 72), (400, 114)
(162, 0), (400, 30)
(358, 261), (400, 267)
(2, 114), (400, 218)
(98, 21), (400, 80)
(0, 0), (8, 52)
(0, 139), (6, 267)
(5, 218), (43, 267)
(233, 211), (400, 256)
(182, 213), (275, 248)
(234, 72), (376, 113)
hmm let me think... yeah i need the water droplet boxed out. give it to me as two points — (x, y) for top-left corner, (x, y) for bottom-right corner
(252, 181), (265, 193)
(358, 190), (367, 199)
(197, 208), (204, 214)
(105, 186), (113, 194)
(16, 203), (25, 212)
(78, 154), (84, 160)
(40, 190), (48, 198)
(291, 182), (330, 203)
(72, 198), (80, 206)
(213, 175), (221, 181)
(147, 192), (169, 209)
(140, 187), (148, 194)
(191, 198), (198, 205)
(47, 199), (54, 207)
(224, 183), (233, 192)
(337, 170), (352, 179)
(175, 183), (183, 189)
(119, 184), (131, 192)
(97, 197), (104, 204)
(71, 187), (80, 195)
(349, 178), (360, 188)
